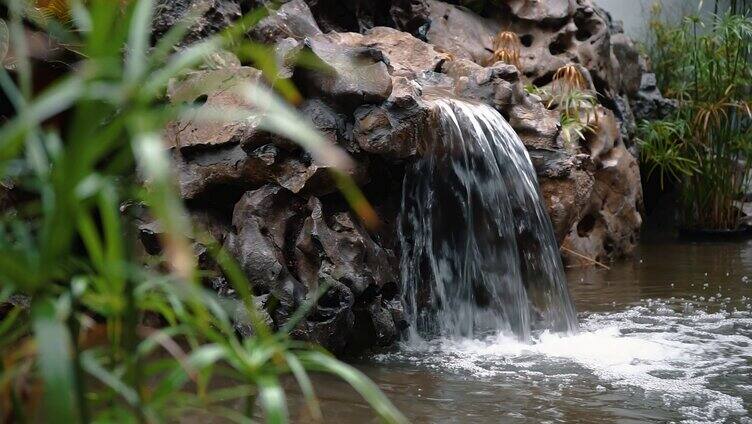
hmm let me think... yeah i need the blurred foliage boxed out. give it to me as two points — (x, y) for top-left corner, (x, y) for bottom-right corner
(639, 1), (752, 229)
(0, 0), (406, 423)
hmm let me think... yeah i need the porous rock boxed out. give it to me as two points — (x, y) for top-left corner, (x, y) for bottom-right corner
(150, 0), (651, 352)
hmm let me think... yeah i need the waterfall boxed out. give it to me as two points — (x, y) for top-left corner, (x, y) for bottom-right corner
(399, 98), (578, 342)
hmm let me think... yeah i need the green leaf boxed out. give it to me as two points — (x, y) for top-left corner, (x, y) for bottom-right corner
(240, 84), (353, 171)
(284, 353), (322, 421)
(32, 298), (78, 423)
(126, 0), (154, 83)
(150, 3), (211, 63)
(81, 350), (140, 407)
(69, 0), (92, 33)
(0, 77), (85, 161)
(299, 351), (409, 424)
(0, 249), (38, 290)
(142, 39), (220, 98)
(257, 375), (288, 424)
(0, 67), (22, 110)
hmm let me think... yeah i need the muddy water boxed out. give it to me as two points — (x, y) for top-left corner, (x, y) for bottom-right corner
(291, 240), (752, 423)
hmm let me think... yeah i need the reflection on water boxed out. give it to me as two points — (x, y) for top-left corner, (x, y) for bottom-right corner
(287, 241), (752, 423)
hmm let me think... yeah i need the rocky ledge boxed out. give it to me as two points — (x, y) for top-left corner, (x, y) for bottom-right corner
(146, 0), (673, 353)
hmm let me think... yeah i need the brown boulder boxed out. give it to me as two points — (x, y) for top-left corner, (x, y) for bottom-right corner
(300, 33), (394, 107)
(165, 67), (264, 150)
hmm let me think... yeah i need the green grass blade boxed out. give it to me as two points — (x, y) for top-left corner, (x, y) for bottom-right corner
(150, 3), (211, 63)
(284, 353), (322, 422)
(299, 351), (408, 424)
(142, 39), (220, 98)
(81, 350), (140, 406)
(69, 0), (93, 33)
(0, 77), (85, 161)
(0, 67), (23, 110)
(31, 298), (78, 423)
(280, 281), (328, 334)
(257, 375), (288, 424)
(126, 0), (154, 83)
(240, 84), (353, 171)
(0, 249), (38, 290)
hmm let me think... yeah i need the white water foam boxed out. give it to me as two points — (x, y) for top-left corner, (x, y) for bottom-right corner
(377, 300), (752, 423)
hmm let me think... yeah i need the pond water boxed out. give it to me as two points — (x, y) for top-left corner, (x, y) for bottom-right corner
(291, 240), (752, 423)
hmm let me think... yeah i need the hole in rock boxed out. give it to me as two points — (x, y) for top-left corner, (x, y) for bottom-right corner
(532, 71), (556, 87)
(319, 286), (347, 308)
(520, 34), (534, 47)
(381, 281), (400, 301)
(358, 284), (381, 306)
(549, 39), (568, 56)
(576, 27), (592, 41)
(577, 213), (598, 237)
(193, 94), (208, 106)
(253, 284), (270, 296)
(186, 183), (249, 226)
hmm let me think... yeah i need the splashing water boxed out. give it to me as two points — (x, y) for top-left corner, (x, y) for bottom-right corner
(375, 297), (752, 423)
(280, 242), (751, 423)
(399, 98), (577, 342)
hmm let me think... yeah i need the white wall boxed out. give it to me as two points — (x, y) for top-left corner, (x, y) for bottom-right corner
(595, 0), (721, 41)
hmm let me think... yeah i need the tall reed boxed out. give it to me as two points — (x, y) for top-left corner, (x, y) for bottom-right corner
(639, 1), (752, 230)
(0, 1), (406, 422)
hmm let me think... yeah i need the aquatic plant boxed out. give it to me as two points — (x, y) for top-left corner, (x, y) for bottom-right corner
(526, 65), (599, 147)
(488, 30), (521, 68)
(0, 0), (405, 422)
(552, 64), (589, 94)
(636, 119), (698, 189)
(639, 1), (752, 230)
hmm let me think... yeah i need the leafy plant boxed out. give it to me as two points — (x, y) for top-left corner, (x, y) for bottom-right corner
(488, 30), (521, 68)
(636, 119), (699, 188)
(526, 65), (599, 148)
(640, 1), (752, 229)
(0, 1), (406, 423)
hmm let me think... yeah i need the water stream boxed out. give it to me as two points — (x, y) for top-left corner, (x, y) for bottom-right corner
(399, 99), (577, 341)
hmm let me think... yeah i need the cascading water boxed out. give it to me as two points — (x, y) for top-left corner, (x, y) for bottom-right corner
(399, 98), (578, 342)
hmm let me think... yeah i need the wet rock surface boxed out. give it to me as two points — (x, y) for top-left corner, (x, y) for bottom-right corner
(153, 0), (242, 47)
(150, 0), (655, 351)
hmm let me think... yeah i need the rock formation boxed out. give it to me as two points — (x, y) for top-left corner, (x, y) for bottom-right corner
(149, 0), (667, 352)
